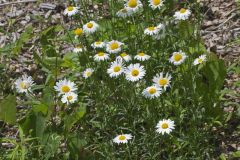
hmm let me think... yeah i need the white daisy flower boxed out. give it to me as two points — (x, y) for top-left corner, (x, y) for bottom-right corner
(142, 85), (162, 99)
(63, 6), (79, 16)
(153, 23), (166, 40)
(193, 54), (207, 65)
(169, 51), (187, 65)
(118, 52), (132, 62)
(149, 0), (164, 10)
(73, 45), (84, 53)
(153, 72), (172, 90)
(125, 63), (146, 82)
(94, 52), (110, 62)
(174, 8), (191, 20)
(107, 58), (125, 78)
(106, 40), (124, 54)
(83, 68), (94, 79)
(116, 7), (132, 18)
(113, 134), (132, 144)
(144, 26), (160, 36)
(156, 119), (175, 135)
(83, 21), (99, 34)
(91, 41), (105, 49)
(61, 92), (78, 105)
(134, 52), (151, 61)
(15, 75), (34, 93)
(125, 0), (143, 13)
(54, 79), (77, 95)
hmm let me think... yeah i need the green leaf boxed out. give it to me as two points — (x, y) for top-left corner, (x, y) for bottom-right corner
(0, 95), (16, 124)
(232, 151), (240, 158)
(13, 25), (33, 55)
(219, 153), (226, 160)
(32, 104), (48, 116)
(19, 111), (46, 138)
(67, 134), (88, 159)
(64, 103), (86, 132)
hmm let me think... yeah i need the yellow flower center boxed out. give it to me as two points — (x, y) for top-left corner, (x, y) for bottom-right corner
(61, 85), (70, 93)
(110, 42), (119, 50)
(20, 82), (30, 89)
(113, 66), (121, 72)
(118, 135), (126, 140)
(180, 8), (187, 13)
(128, 0), (137, 8)
(86, 72), (92, 77)
(198, 58), (203, 63)
(95, 41), (102, 45)
(162, 123), (169, 129)
(149, 88), (157, 94)
(87, 23), (93, 28)
(67, 6), (74, 11)
(138, 52), (145, 56)
(153, 0), (161, 5)
(174, 54), (182, 62)
(148, 27), (156, 31)
(67, 96), (73, 101)
(98, 52), (105, 56)
(121, 52), (127, 57)
(131, 69), (139, 76)
(159, 78), (168, 86)
(74, 28), (83, 36)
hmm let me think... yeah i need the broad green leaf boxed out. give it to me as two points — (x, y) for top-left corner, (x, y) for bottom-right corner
(0, 94), (16, 124)
(64, 103), (86, 132)
(219, 153), (226, 160)
(232, 151), (240, 158)
(19, 111), (46, 138)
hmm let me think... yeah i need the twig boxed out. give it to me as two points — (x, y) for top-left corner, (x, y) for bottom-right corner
(0, 0), (37, 7)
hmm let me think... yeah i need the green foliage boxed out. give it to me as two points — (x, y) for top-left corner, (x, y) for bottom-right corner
(0, 94), (16, 124)
(0, 0), (232, 159)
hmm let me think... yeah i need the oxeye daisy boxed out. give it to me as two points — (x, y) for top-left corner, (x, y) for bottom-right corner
(149, 0), (164, 10)
(144, 26), (160, 36)
(83, 21), (99, 34)
(73, 45), (84, 53)
(193, 54), (207, 65)
(169, 51), (187, 65)
(156, 119), (175, 135)
(61, 92), (78, 105)
(125, 0), (143, 13)
(91, 41), (105, 49)
(54, 79), (77, 95)
(118, 52), (132, 62)
(153, 23), (166, 40)
(15, 75), (34, 93)
(113, 134), (132, 144)
(134, 52), (151, 61)
(94, 52), (110, 62)
(106, 40), (124, 54)
(107, 58), (125, 78)
(83, 68), (94, 79)
(125, 63), (146, 82)
(153, 72), (172, 90)
(116, 8), (132, 18)
(64, 6), (79, 16)
(142, 85), (162, 99)
(174, 8), (191, 20)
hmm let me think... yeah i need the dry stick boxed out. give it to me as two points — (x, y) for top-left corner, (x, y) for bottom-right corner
(0, 0), (37, 7)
